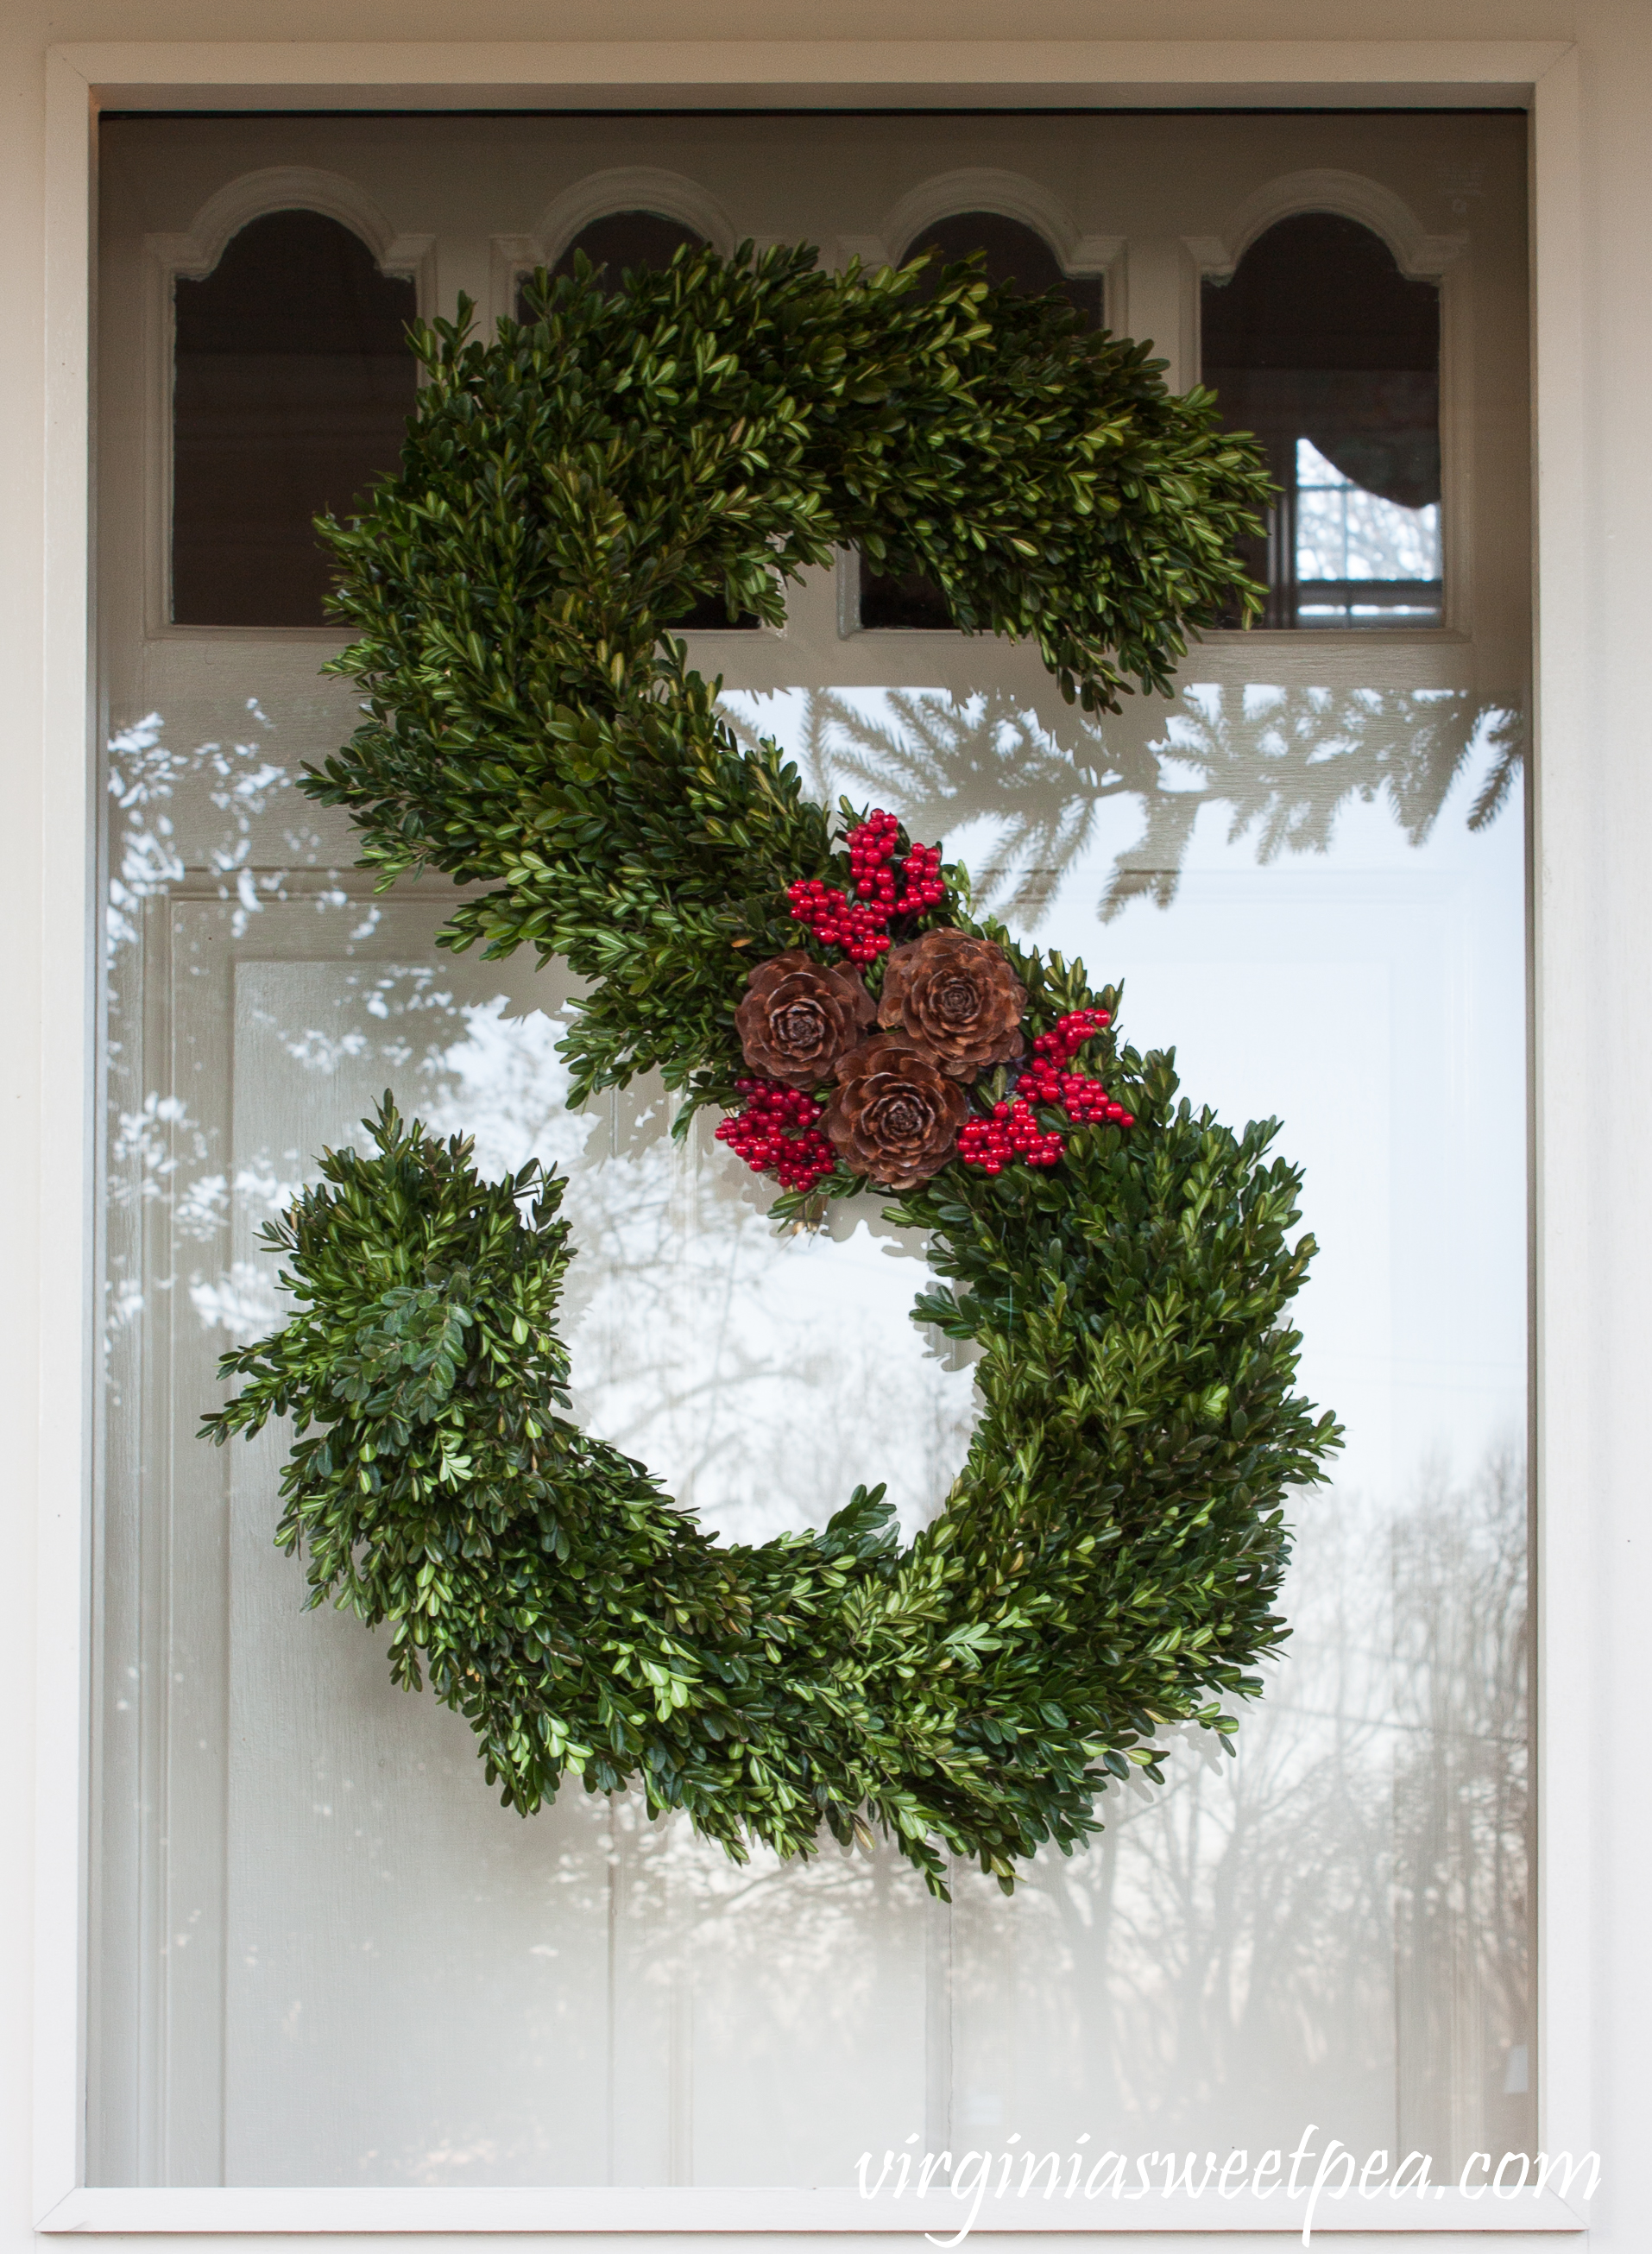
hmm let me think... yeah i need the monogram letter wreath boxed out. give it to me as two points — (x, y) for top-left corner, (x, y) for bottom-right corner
(203, 243), (1342, 1895)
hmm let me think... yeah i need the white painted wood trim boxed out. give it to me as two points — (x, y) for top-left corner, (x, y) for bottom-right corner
(35, 33), (1587, 2241)
(34, 2182), (1591, 2235)
(1182, 169), (1466, 282)
(833, 168), (1125, 326)
(37, 38), (99, 2233)
(149, 165), (437, 285)
(49, 40), (1573, 107)
(839, 167), (1125, 298)
(490, 167), (741, 325)
(1526, 41), (1592, 2194)
(528, 167), (740, 265)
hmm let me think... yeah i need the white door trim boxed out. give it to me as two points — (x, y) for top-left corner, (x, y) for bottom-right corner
(35, 35), (1589, 2242)
(47, 38), (1572, 110)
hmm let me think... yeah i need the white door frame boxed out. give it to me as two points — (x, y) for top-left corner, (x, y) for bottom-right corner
(35, 35), (1594, 2241)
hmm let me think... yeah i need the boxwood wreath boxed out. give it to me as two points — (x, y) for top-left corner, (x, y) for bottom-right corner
(202, 242), (1343, 1896)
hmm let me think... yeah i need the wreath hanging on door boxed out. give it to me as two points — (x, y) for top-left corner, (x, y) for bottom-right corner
(201, 243), (1340, 1895)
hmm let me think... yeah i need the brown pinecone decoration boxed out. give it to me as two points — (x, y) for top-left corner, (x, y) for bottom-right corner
(735, 950), (876, 1089)
(878, 930), (1026, 1078)
(823, 1033), (969, 1190)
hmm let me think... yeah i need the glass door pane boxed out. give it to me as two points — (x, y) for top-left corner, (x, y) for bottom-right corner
(94, 106), (1531, 2188)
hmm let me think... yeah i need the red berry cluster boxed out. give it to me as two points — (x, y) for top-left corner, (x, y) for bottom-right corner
(958, 1100), (1066, 1174)
(1038, 1007), (1113, 1058)
(846, 808), (903, 912)
(784, 879), (889, 963)
(785, 810), (949, 965)
(1016, 1009), (1136, 1129)
(714, 1076), (837, 1193)
(956, 1010), (1135, 1176)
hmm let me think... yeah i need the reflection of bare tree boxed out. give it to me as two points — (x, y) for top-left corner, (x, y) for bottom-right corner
(1077, 1513), (1397, 2137)
(552, 1137), (969, 1544)
(730, 684), (1521, 926)
(487, 1449), (1529, 2183)
(939, 1443), (1528, 2170)
(941, 1486), (1394, 2150)
(1391, 1442), (1531, 2169)
(104, 691), (1529, 2186)
(172, 944), (971, 1549)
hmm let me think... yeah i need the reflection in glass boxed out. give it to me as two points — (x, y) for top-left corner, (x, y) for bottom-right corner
(95, 658), (1530, 2181)
(172, 211), (417, 628)
(725, 675), (1529, 2169)
(100, 101), (1532, 2197)
(726, 679), (1520, 928)
(96, 776), (968, 2183)
(1295, 438), (1442, 622)
(860, 212), (1102, 633)
(1201, 212), (1441, 628)
(943, 1449), (1528, 2162)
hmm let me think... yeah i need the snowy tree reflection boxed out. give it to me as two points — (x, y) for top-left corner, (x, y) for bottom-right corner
(105, 705), (343, 955)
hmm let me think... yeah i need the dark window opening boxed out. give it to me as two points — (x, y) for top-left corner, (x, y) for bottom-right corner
(859, 212), (1102, 632)
(1201, 211), (1442, 629)
(172, 209), (417, 628)
(518, 210), (754, 631)
(553, 210), (706, 296)
(899, 211), (1104, 330)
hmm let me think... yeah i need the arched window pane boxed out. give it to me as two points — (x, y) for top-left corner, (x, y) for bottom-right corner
(903, 210), (1104, 328)
(172, 210), (417, 628)
(556, 209), (706, 288)
(514, 210), (706, 319)
(1201, 212), (1441, 628)
(519, 210), (753, 632)
(861, 212), (1101, 631)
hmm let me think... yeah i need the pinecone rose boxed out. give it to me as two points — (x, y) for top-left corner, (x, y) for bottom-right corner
(735, 950), (876, 1088)
(823, 1033), (968, 1190)
(877, 930), (1026, 1077)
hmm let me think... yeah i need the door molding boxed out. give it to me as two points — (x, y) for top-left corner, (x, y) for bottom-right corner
(1182, 166), (1466, 281)
(836, 166), (1124, 298)
(36, 34), (1587, 2243)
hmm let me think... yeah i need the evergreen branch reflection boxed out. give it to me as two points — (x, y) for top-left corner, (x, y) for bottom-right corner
(727, 685), (1523, 925)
